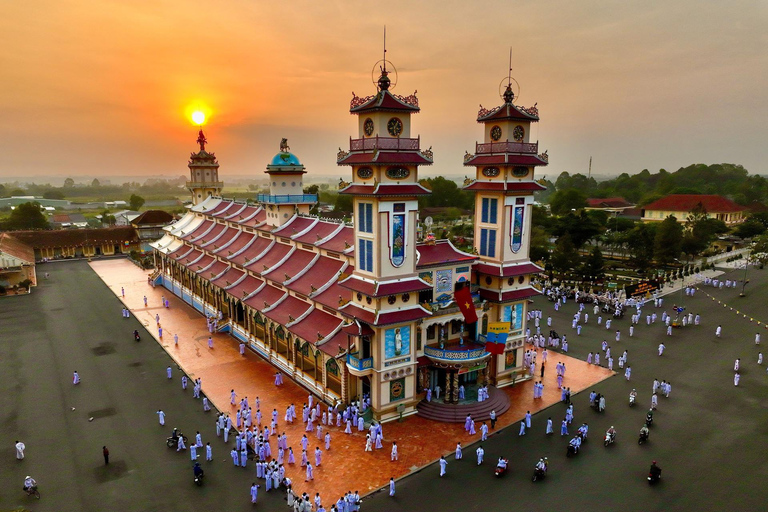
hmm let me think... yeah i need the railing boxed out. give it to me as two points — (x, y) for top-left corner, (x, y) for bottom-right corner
(424, 345), (490, 361)
(349, 136), (420, 152)
(186, 181), (224, 188)
(257, 194), (318, 204)
(346, 354), (374, 371)
(475, 141), (538, 155)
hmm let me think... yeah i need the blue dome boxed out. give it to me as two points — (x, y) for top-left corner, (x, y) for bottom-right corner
(269, 152), (302, 167)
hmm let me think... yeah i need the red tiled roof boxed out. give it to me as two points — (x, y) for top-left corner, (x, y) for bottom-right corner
(287, 256), (345, 296)
(207, 227), (239, 251)
(317, 330), (347, 357)
(272, 217), (316, 237)
(375, 307), (431, 326)
(293, 220), (342, 245)
(263, 295), (312, 325)
(643, 194), (746, 214)
(316, 226), (354, 254)
(245, 243), (292, 274)
(209, 201), (236, 217)
(350, 90), (420, 114)
(9, 227), (139, 248)
(463, 180), (546, 192)
(229, 236), (271, 266)
(207, 200), (233, 215)
(218, 232), (256, 260)
(189, 254), (214, 272)
(221, 203), (249, 220)
(288, 308), (343, 343)
(586, 197), (633, 208)
(340, 275), (432, 297)
(180, 220), (213, 241)
(338, 275), (375, 296)
(211, 267), (244, 289)
(0, 233), (35, 263)
(131, 210), (174, 225)
(244, 284), (287, 310)
(416, 240), (478, 268)
(226, 275), (264, 299)
(478, 287), (541, 303)
(463, 154), (548, 167)
(197, 223), (227, 246)
(341, 319), (375, 337)
(170, 245), (193, 260)
(238, 208), (267, 228)
(312, 281), (351, 312)
(230, 205), (259, 222)
(338, 151), (432, 166)
(179, 249), (203, 265)
(338, 303), (377, 324)
(201, 260), (228, 279)
(474, 262), (544, 277)
(263, 249), (316, 281)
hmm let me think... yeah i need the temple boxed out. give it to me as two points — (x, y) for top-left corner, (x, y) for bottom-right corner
(151, 60), (546, 423)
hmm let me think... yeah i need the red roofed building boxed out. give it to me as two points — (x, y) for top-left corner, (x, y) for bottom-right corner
(0, 233), (36, 291)
(585, 197), (635, 214)
(151, 56), (542, 424)
(642, 195), (746, 224)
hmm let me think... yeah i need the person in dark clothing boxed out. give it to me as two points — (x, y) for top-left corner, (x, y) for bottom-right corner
(103, 446), (109, 465)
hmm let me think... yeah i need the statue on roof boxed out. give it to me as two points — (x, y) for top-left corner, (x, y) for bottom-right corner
(196, 129), (207, 151)
(280, 138), (290, 153)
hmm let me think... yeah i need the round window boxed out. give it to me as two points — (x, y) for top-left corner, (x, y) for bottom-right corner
(366, 296), (372, 305)
(485, 276), (492, 285)
(401, 293), (410, 303)
(482, 167), (500, 177)
(357, 167), (373, 179)
(512, 166), (528, 177)
(388, 295), (397, 305)
(386, 167), (410, 180)
(272, 182), (276, 186)
(356, 292), (362, 301)
(291, 182), (296, 187)
(282, 182), (286, 187)
(508, 277), (514, 286)
(518, 275), (525, 284)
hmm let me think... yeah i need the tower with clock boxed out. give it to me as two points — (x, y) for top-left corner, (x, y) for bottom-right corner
(463, 77), (548, 386)
(337, 58), (434, 421)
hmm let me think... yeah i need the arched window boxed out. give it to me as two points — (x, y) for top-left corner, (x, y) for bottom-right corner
(326, 357), (341, 396)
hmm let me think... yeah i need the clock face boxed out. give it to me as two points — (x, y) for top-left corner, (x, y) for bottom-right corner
(363, 118), (374, 137)
(513, 125), (525, 142)
(387, 117), (403, 137)
(490, 125), (502, 142)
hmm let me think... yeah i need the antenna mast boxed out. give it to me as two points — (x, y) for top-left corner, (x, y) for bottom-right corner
(383, 26), (387, 72)
(588, 156), (592, 179)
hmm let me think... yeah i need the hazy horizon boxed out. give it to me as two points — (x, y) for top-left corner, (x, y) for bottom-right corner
(2, 1), (766, 179)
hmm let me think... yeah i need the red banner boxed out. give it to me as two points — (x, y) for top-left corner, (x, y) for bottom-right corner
(455, 285), (478, 324)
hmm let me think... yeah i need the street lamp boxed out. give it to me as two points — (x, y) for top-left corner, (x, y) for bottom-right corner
(740, 246), (752, 297)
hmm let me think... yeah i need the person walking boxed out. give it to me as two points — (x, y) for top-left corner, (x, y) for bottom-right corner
(439, 456), (447, 477)
(157, 410), (165, 426)
(389, 477), (395, 497)
(103, 446), (110, 465)
(15, 440), (25, 460)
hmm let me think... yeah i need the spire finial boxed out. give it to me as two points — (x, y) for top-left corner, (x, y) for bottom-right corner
(196, 129), (207, 151)
(383, 26), (387, 73)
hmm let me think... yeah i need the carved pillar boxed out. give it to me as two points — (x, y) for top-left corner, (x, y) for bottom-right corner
(450, 371), (460, 404)
(443, 371), (452, 404)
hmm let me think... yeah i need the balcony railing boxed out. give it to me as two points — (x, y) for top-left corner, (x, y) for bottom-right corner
(257, 194), (318, 204)
(424, 344), (490, 362)
(349, 136), (420, 152)
(475, 141), (538, 155)
(186, 181), (224, 189)
(346, 353), (374, 371)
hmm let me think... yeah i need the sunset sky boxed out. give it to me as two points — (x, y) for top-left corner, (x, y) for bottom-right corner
(2, 0), (766, 180)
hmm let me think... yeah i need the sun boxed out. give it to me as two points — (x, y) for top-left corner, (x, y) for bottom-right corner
(191, 111), (206, 125)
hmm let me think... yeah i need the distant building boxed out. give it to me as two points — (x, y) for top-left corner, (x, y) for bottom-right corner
(0, 196), (70, 209)
(10, 227), (140, 260)
(50, 213), (88, 229)
(585, 197), (635, 214)
(642, 194), (746, 224)
(0, 233), (36, 290)
(130, 210), (175, 252)
(113, 210), (141, 226)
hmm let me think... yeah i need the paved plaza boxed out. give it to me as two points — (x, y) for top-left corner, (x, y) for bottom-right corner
(2, 259), (768, 511)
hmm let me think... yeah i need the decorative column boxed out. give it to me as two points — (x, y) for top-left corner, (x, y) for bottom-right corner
(450, 371), (460, 404)
(443, 371), (452, 404)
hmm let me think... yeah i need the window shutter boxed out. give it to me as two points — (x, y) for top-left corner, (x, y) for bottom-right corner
(489, 199), (498, 224)
(481, 198), (489, 223)
(488, 230), (497, 258)
(480, 229), (488, 256)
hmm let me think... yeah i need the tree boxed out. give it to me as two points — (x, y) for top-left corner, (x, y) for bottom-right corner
(303, 184), (319, 195)
(550, 233), (579, 273)
(92, 178), (101, 187)
(627, 223), (656, 271)
(582, 246), (605, 280)
(734, 219), (766, 239)
(549, 189), (587, 216)
(751, 233), (768, 266)
(551, 211), (601, 248)
(129, 194), (145, 211)
(653, 216), (684, 266)
(101, 209), (116, 226)
(334, 193), (353, 213)
(43, 189), (66, 200)
(0, 184), (6, 197)
(63, 177), (75, 188)
(3, 202), (49, 230)
(529, 226), (550, 263)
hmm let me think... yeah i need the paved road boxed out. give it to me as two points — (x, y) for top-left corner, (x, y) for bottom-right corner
(0, 261), (292, 512)
(363, 266), (768, 512)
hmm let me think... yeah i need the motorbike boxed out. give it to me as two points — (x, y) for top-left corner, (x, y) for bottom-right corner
(604, 431), (616, 447)
(645, 413), (654, 428)
(193, 463), (204, 486)
(167, 432), (189, 448)
(24, 486), (41, 499)
(494, 459), (509, 477)
(648, 469), (662, 484)
(566, 444), (579, 457)
(638, 430), (649, 445)
(629, 394), (636, 407)
(134, 333), (141, 342)
(532, 467), (547, 482)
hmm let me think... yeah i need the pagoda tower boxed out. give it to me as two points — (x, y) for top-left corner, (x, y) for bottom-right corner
(337, 59), (434, 421)
(259, 139), (317, 228)
(187, 129), (223, 205)
(463, 80), (547, 386)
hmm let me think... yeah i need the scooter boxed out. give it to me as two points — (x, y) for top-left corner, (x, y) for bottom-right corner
(193, 463), (204, 486)
(494, 459), (509, 477)
(566, 444), (579, 457)
(638, 430), (649, 445)
(604, 431), (616, 447)
(532, 467), (547, 482)
(645, 412), (654, 428)
(167, 432), (189, 448)
(629, 394), (636, 407)
(133, 330), (141, 342)
(648, 470), (662, 484)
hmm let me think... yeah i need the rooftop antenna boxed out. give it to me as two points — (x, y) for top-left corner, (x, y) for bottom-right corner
(588, 156), (592, 179)
(508, 46), (513, 84)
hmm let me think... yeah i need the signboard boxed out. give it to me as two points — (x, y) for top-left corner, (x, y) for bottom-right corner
(488, 322), (510, 334)
(607, 282), (618, 289)
(458, 363), (487, 375)
(390, 378), (406, 402)
(384, 326), (410, 360)
(501, 303), (524, 331)
(625, 280), (660, 297)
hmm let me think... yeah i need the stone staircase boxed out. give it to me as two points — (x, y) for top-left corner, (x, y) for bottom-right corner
(416, 385), (511, 423)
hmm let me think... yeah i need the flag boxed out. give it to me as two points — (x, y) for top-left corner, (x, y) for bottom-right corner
(484, 331), (507, 355)
(455, 285), (477, 324)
